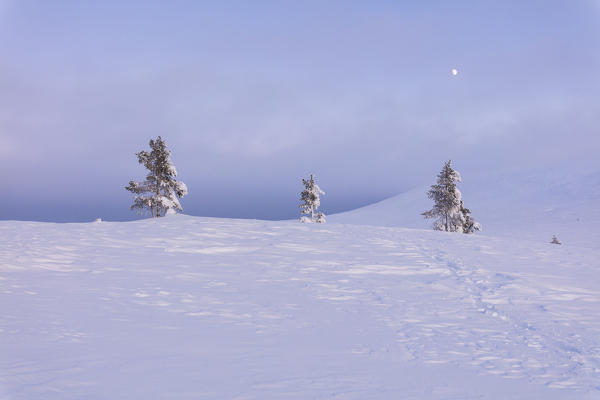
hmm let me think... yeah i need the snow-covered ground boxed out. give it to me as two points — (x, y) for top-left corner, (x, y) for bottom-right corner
(1, 204), (599, 398)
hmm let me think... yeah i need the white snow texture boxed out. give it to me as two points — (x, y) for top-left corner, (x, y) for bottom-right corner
(1, 167), (599, 399)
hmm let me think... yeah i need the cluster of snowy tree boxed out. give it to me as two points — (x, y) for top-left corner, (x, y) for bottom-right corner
(125, 139), (481, 236)
(422, 160), (481, 234)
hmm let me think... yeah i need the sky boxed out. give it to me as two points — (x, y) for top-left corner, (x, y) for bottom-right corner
(1, 0), (599, 222)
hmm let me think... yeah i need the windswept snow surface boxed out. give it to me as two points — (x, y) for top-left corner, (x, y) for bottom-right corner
(1, 215), (599, 399)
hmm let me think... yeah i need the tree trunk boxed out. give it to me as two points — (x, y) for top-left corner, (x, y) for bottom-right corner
(155, 175), (161, 217)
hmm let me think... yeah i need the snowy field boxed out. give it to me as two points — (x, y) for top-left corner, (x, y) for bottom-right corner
(1, 210), (599, 398)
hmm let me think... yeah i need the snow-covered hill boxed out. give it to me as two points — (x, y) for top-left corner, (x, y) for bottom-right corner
(329, 167), (600, 249)
(1, 214), (599, 399)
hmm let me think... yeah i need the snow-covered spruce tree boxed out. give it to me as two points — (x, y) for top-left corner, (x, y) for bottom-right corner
(315, 211), (326, 223)
(422, 160), (480, 233)
(125, 136), (188, 217)
(460, 201), (482, 234)
(299, 174), (325, 223)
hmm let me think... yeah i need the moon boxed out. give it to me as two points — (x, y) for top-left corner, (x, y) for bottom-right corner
(451, 68), (458, 76)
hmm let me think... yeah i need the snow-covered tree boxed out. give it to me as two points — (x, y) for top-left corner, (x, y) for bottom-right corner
(460, 201), (482, 234)
(300, 174), (325, 223)
(125, 136), (188, 218)
(422, 160), (480, 233)
(315, 211), (326, 223)
(550, 235), (562, 245)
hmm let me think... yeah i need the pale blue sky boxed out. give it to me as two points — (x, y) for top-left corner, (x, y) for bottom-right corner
(1, 1), (599, 221)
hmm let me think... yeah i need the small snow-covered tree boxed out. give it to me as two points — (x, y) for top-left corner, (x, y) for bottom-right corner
(125, 136), (188, 217)
(315, 211), (326, 223)
(422, 160), (480, 233)
(550, 235), (562, 245)
(460, 201), (481, 234)
(300, 174), (325, 223)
